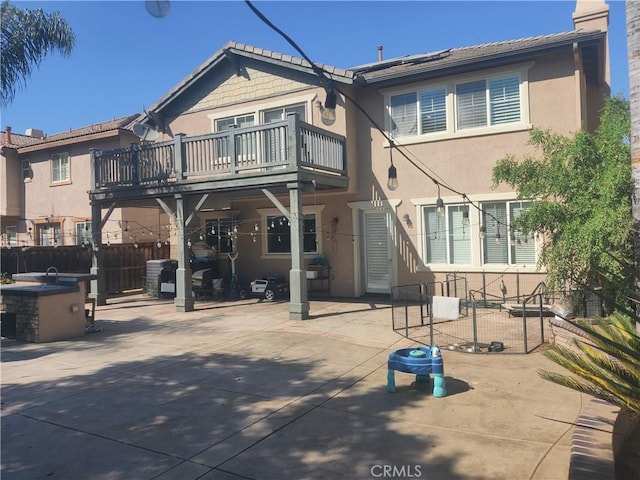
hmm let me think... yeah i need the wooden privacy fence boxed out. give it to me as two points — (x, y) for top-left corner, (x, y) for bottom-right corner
(1, 243), (171, 294)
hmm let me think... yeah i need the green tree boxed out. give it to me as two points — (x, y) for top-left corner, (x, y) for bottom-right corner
(0, 0), (75, 107)
(492, 96), (633, 299)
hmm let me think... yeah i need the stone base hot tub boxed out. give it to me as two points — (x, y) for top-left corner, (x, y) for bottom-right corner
(1, 272), (95, 343)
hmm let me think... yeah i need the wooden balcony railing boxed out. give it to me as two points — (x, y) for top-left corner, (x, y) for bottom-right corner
(91, 115), (346, 190)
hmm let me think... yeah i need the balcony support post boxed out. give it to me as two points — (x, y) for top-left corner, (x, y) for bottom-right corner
(174, 194), (194, 312)
(288, 182), (309, 320)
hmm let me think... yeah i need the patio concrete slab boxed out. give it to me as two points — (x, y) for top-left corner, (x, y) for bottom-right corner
(1, 294), (601, 479)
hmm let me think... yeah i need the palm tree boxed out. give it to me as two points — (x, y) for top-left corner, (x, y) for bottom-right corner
(540, 262), (640, 478)
(0, 0), (75, 107)
(539, 311), (640, 414)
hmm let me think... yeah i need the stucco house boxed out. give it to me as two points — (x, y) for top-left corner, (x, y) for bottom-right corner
(0, 116), (173, 249)
(4, 0), (611, 321)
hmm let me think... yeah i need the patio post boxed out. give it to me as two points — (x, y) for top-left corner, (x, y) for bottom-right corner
(174, 194), (194, 312)
(288, 182), (309, 320)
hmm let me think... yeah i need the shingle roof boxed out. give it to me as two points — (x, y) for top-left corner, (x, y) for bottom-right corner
(351, 30), (605, 86)
(1, 114), (140, 151)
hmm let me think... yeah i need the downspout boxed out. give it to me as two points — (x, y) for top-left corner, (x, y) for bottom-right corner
(573, 42), (587, 132)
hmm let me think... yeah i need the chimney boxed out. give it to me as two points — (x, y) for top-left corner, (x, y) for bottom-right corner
(378, 45), (383, 62)
(573, 0), (609, 31)
(572, 0), (610, 86)
(5, 126), (11, 144)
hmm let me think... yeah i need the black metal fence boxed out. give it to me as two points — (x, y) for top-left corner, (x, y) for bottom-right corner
(391, 275), (549, 354)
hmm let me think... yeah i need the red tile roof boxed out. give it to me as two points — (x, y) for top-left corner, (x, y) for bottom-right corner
(1, 114), (140, 150)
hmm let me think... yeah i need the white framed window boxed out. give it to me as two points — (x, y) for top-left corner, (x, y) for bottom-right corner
(387, 70), (524, 140)
(262, 103), (306, 123)
(215, 114), (255, 131)
(481, 200), (536, 265)
(21, 159), (32, 181)
(75, 221), (92, 246)
(390, 87), (447, 138)
(50, 152), (70, 183)
(37, 223), (61, 246)
(456, 74), (521, 130)
(423, 204), (472, 265)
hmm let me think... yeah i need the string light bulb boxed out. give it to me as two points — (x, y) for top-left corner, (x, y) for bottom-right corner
(436, 184), (445, 217)
(387, 164), (398, 191)
(319, 88), (337, 125)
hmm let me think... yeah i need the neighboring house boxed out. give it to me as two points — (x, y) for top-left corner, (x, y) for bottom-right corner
(0, 115), (175, 249)
(79, 1), (612, 318)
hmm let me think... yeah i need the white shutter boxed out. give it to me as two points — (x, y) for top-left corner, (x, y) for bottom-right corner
(425, 207), (446, 263)
(365, 212), (390, 290)
(482, 202), (508, 264)
(419, 88), (446, 133)
(456, 80), (487, 130)
(489, 76), (521, 125)
(390, 92), (418, 137)
(510, 202), (536, 264)
(448, 206), (471, 264)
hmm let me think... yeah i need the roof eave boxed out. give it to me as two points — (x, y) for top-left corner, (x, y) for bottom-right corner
(356, 32), (605, 88)
(17, 129), (135, 154)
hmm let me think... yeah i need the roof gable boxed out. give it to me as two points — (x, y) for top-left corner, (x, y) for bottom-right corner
(142, 40), (353, 123)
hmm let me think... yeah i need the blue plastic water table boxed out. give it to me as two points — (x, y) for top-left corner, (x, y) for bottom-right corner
(387, 346), (446, 397)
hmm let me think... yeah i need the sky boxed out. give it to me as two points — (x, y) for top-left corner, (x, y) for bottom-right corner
(2, 0), (630, 137)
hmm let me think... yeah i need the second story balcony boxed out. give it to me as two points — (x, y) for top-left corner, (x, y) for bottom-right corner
(89, 115), (348, 202)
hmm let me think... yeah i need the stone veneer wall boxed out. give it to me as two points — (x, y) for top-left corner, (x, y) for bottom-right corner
(3, 296), (39, 342)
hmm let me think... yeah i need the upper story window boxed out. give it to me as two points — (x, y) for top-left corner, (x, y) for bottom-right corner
(263, 104), (306, 123)
(215, 114), (255, 131)
(21, 159), (32, 182)
(50, 153), (70, 184)
(456, 75), (521, 130)
(388, 71), (524, 140)
(390, 88), (446, 137)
